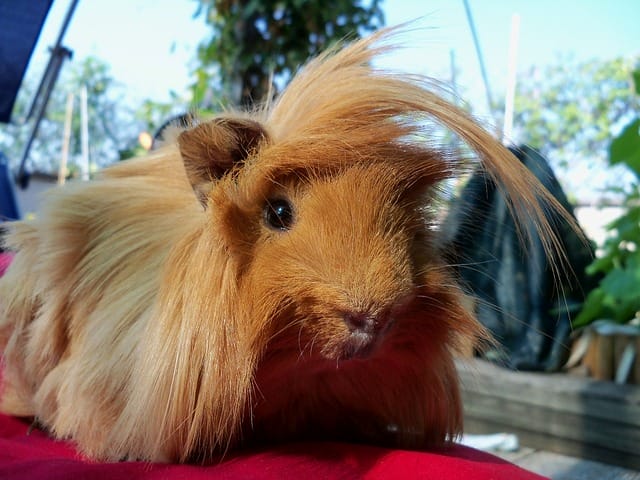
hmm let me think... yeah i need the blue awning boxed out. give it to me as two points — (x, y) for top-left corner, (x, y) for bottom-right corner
(0, 0), (54, 123)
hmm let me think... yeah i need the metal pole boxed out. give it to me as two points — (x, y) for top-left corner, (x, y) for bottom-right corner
(17, 0), (80, 188)
(17, 47), (72, 188)
(462, 0), (495, 115)
(27, 0), (81, 120)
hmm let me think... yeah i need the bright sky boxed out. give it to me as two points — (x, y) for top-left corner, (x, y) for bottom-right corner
(22, 0), (640, 206)
(31, 0), (639, 113)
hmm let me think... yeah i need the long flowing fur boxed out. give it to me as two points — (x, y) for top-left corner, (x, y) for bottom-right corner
(0, 28), (577, 462)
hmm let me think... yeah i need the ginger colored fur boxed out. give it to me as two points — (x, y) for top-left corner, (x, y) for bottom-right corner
(0, 29), (574, 462)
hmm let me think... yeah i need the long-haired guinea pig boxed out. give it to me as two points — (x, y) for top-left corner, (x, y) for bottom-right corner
(0, 28), (576, 463)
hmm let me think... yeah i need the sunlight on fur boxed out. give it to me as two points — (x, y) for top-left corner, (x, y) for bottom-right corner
(0, 27), (577, 463)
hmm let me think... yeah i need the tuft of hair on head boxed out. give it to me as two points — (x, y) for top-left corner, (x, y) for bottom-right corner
(256, 25), (584, 278)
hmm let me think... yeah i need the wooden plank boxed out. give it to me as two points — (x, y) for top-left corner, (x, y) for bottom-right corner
(457, 359), (640, 426)
(497, 446), (537, 464)
(498, 450), (640, 480)
(462, 390), (640, 455)
(457, 359), (640, 469)
(465, 417), (640, 470)
(457, 357), (640, 402)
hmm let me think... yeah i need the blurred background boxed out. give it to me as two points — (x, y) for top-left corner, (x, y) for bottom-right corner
(2, 1), (638, 204)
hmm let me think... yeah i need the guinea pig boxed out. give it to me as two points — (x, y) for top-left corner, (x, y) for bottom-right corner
(0, 28), (575, 463)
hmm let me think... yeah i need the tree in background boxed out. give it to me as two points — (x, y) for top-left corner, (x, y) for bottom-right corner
(511, 55), (639, 201)
(191, 0), (384, 108)
(1, 2), (385, 174)
(0, 56), (142, 174)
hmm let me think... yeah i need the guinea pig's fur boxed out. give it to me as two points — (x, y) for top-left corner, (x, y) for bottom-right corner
(0, 29), (574, 463)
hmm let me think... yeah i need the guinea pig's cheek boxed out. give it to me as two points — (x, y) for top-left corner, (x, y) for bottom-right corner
(312, 322), (351, 360)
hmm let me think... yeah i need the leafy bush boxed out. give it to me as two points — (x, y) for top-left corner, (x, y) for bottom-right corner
(574, 69), (640, 327)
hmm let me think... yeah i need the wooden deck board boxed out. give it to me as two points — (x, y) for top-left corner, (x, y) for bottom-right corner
(498, 449), (640, 480)
(457, 359), (640, 470)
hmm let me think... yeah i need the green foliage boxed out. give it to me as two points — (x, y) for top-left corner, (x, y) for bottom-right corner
(136, 96), (183, 136)
(610, 119), (640, 176)
(191, 0), (384, 108)
(574, 68), (640, 327)
(513, 56), (639, 196)
(2, 3), (385, 173)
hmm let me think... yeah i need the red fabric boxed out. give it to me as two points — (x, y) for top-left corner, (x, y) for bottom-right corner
(0, 413), (547, 480)
(0, 252), (547, 479)
(0, 253), (12, 277)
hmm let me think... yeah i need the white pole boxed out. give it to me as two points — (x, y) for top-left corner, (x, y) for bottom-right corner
(502, 13), (521, 145)
(58, 92), (74, 185)
(80, 85), (90, 180)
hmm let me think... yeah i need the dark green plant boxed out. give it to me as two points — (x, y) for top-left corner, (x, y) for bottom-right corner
(573, 69), (640, 327)
(191, 0), (384, 108)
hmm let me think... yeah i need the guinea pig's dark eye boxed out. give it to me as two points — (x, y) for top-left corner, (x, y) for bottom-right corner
(263, 198), (295, 231)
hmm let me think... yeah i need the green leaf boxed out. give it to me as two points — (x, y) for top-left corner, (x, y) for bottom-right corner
(609, 210), (640, 241)
(609, 118), (640, 176)
(633, 69), (640, 95)
(576, 248), (640, 327)
(573, 288), (606, 327)
(586, 254), (614, 276)
(600, 261), (640, 300)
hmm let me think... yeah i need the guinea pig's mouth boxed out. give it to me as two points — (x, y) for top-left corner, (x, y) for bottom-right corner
(339, 313), (395, 361)
(329, 293), (421, 361)
(341, 330), (382, 360)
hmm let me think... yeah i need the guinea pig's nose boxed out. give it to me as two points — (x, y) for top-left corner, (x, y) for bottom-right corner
(343, 311), (380, 334)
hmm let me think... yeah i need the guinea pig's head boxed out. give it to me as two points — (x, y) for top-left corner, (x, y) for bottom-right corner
(176, 110), (483, 450)
(172, 29), (573, 450)
(177, 112), (470, 363)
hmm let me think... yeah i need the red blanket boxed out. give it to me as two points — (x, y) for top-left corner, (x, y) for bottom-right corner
(0, 252), (545, 479)
(0, 253), (11, 277)
(0, 412), (546, 479)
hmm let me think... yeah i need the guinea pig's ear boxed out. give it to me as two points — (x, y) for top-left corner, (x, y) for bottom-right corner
(177, 118), (269, 207)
